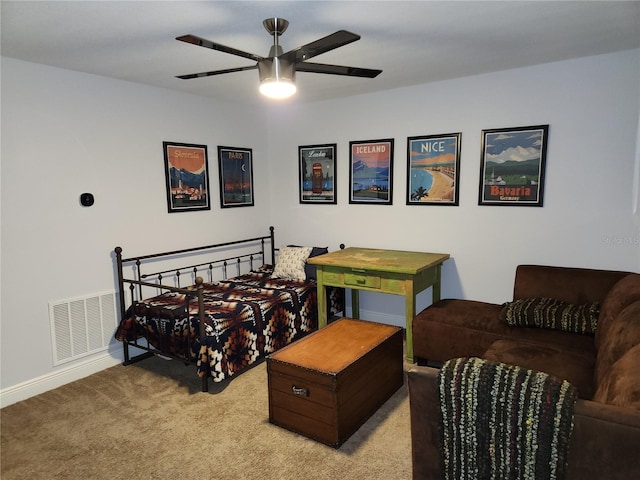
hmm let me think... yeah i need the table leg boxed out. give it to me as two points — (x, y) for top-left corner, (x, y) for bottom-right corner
(405, 279), (415, 363)
(317, 269), (327, 328)
(432, 264), (442, 302)
(351, 289), (360, 319)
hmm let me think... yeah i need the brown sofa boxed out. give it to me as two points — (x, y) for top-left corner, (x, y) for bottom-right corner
(408, 265), (640, 479)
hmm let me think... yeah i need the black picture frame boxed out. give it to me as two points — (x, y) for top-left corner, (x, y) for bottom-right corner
(218, 146), (254, 208)
(478, 125), (549, 206)
(349, 138), (394, 205)
(163, 141), (210, 213)
(298, 144), (337, 204)
(406, 133), (461, 206)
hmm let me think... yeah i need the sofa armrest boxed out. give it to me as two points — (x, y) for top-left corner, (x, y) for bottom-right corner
(569, 399), (640, 479)
(407, 366), (444, 480)
(407, 365), (640, 480)
(513, 265), (630, 304)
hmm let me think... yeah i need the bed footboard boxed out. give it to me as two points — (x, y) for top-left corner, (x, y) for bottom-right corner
(114, 227), (276, 392)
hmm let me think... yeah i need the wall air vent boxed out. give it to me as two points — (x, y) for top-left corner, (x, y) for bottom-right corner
(49, 291), (118, 366)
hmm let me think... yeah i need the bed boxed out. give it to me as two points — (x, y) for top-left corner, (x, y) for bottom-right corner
(114, 226), (344, 392)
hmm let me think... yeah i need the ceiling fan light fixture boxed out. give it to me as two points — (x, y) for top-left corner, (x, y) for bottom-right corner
(259, 79), (297, 99)
(258, 57), (296, 99)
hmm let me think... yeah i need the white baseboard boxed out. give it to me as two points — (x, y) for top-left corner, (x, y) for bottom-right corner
(0, 353), (122, 408)
(344, 307), (406, 329)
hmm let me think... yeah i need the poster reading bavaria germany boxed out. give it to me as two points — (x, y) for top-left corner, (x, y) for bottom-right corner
(479, 125), (549, 206)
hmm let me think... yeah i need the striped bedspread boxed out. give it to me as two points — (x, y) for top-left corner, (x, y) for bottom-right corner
(115, 267), (339, 383)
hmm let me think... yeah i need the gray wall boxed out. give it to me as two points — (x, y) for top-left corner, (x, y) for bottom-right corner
(1, 57), (270, 400)
(266, 50), (640, 322)
(1, 49), (639, 405)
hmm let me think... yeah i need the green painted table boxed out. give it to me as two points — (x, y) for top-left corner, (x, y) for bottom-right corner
(308, 247), (450, 362)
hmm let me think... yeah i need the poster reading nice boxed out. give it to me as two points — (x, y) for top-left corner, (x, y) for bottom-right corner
(349, 138), (394, 205)
(479, 125), (549, 207)
(406, 133), (461, 206)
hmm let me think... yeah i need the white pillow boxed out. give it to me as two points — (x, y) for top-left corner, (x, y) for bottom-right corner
(271, 246), (313, 281)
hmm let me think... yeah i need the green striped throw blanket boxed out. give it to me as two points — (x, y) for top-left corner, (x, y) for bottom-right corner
(438, 357), (578, 480)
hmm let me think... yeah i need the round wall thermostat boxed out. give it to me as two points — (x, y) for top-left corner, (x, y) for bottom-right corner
(80, 192), (95, 207)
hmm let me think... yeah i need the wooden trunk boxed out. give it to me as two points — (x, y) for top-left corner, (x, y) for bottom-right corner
(267, 318), (403, 448)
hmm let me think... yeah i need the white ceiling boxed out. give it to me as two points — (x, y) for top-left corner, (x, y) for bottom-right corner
(2, 1), (640, 106)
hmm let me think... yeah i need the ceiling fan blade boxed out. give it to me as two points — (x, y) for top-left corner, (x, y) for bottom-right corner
(280, 30), (361, 63)
(176, 65), (258, 80)
(295, 62), (382, 78)
(176, 34), (263, 62)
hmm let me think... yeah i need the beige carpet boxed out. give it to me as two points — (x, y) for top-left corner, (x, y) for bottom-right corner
(1, 355), (413, 480)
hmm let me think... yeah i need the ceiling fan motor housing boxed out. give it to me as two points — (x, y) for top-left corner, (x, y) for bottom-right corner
(263, 18), (289, 36)
(258, 56), (295, 83)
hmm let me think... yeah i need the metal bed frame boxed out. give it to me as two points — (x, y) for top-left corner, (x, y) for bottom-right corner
(114, 226), (276, 392)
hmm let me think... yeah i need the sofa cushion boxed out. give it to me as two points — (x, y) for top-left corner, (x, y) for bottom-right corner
(596, 273), (640, 350)
(513, 265), (631, 304)
(594, 300), (640, 386)
(483, 339), (596, 399)
(593, 344), (640, 411)
(412, 299), (595, 364)
(501, 297), (600, 335)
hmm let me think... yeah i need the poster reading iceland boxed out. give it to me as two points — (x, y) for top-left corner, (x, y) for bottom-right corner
(218, 146), (254, 208)
(479, 125), (549, 206)
(407, 133), (461, 205)
(163, 142), (210, 213)
(349, 139), (394, 205)
(299, 144), (336, 204)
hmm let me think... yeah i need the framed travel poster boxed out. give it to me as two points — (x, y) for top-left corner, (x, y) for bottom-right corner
(479, 125), (549, 206)
(218, 146), (254, 208)
(406, 133), (461, 205)
(349, 138), (394, 205)
(163, 141), (210, 213)
(298, 143), (337, 204)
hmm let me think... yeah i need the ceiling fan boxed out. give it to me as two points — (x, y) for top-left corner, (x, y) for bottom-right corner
(175, 18), (382, 99)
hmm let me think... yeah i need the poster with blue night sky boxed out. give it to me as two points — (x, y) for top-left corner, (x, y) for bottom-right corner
(218, 146), (254, 208)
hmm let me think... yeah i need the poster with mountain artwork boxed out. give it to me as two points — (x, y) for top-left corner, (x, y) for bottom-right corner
(478, 125), (549, 206)
(163, 141), (210, 213)
(218, 146), (254, 208)
(349, 138), (394, 205)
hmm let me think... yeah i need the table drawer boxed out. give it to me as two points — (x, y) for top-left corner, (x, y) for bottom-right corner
(344, 272), (380, 289)
(322, 271), (344, 285)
